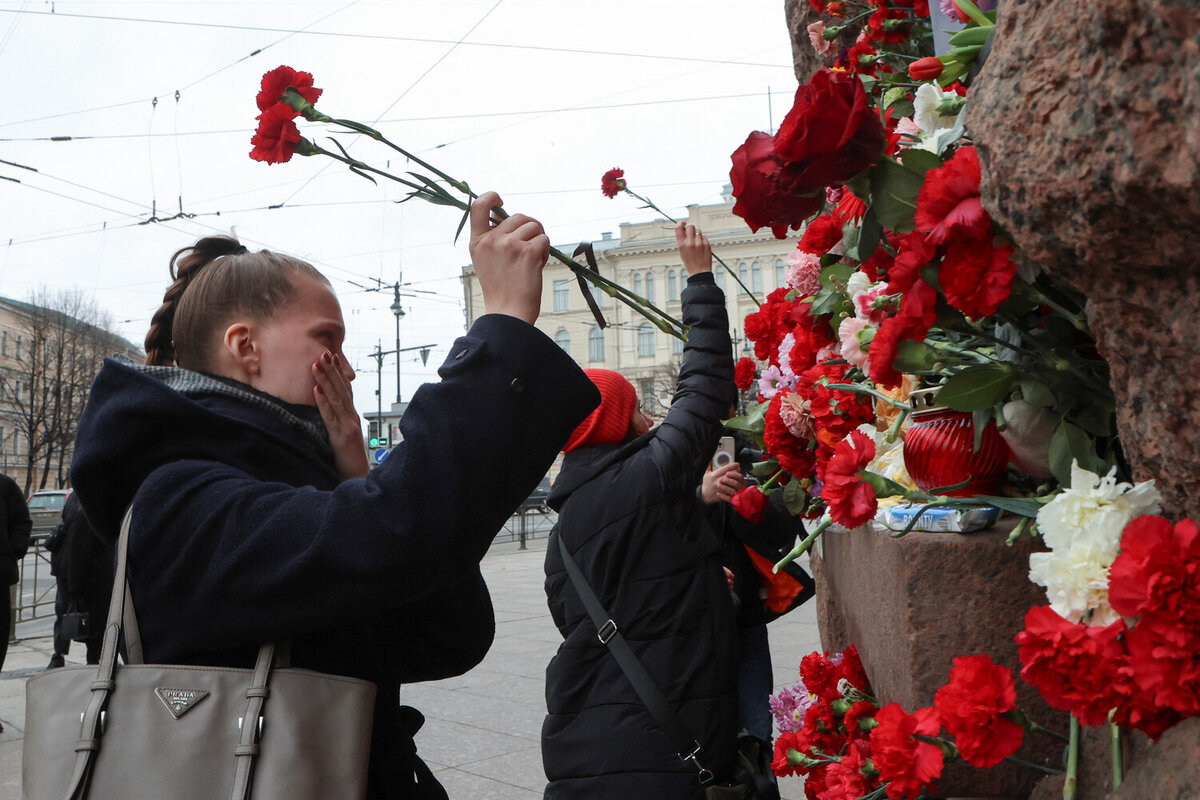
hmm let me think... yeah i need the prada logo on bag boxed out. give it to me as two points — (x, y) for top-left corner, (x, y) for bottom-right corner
(154, 687), (210, 719)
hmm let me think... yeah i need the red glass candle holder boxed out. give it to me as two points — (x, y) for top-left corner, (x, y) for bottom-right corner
(903, 390), (1010, 497)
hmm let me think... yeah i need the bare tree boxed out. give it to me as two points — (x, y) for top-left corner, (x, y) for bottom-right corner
(0, 290), (122, 493)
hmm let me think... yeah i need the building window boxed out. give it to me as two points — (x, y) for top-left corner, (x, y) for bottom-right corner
(633, 273), (642, 296)
(671, 332), (684, 354)
(591, 282), (606, 307)
(668, 269), (678, 301)
(637, 323), (655, 357)
(1, 331), (6, 356)
(752, 261), (762, 294)
(775, 258), (785, 287)
(553, 280), (570, 311)
(738, 263), (748, 292)
(713, 264), (724, 291)
(588, 327), (605, 362)
(639, 378), (655, 409)
(554, 329), (571, 354)
(645, 273), (655, 304)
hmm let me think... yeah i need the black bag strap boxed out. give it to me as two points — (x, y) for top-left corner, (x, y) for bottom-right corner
(557, 535), (714, 786)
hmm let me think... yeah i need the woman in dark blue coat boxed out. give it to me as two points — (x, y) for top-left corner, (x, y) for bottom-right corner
(542, 222), (739, 798)
(69, 192), (599, 799)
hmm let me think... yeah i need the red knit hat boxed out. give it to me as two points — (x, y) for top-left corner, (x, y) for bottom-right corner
(563, 369), (638, 453)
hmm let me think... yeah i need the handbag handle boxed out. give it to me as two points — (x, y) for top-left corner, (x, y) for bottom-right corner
(60, 506), (279, 800)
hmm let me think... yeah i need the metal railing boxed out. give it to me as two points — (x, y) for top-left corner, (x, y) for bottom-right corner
(9, 533), (57, 642)
(494, 504), (557, 550)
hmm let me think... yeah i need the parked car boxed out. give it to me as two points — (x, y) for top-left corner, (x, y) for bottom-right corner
(521, 477), (552, 513)
(27, 489), (71, 536)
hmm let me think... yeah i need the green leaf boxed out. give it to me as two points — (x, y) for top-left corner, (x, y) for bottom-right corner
(750, 457), (779, 479)
(1017, 379), (1057, 409)
(883, 86), (909, 109)
(782, 479), (809, 516)
(1069, 402), (1115, 437)
(1048, 420), (1101, 485)
(972, 409), (991, 453)
(972, 495), (1049, 519)
(892, 339), (938, 372)
(897, 148), (943, 176)
(857, 208), (883, 263)
(936, 364), (1015, 412)
(725, 402), (767, 435)
(819, 262), (857, 291)
(889, 98), (915, 119)
(809, 288), (851, 318)
(868, 157), (928, 233)
(454, 207), (470, 244)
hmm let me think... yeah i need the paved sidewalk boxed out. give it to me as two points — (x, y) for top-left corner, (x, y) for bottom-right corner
(0, 535), (820, 799)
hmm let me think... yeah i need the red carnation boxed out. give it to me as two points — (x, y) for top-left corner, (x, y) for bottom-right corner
(731, 486), (769, 524)
(821, 430), (877, 529)
(819, 740), (876, 800)
(844, 700), (879, 742)
(771, 731), (807, 777)
(601, 167), (626, 199)
(1109, 515), (1200, 624)
(798, 214), (845, 255)
(914, 146), (990, 246)
(734, 357), (757, 391)
(838, 644), (872, 697)
(731, 131), (823, 238)
(256, 65), (322, 112)
(933, 654), (1024, 767)
(1015, 605), (1127, 726)
(938, 239), (1018, 319)
(869, 704), (943, 799)
(744, 287), (796, 364)
(249, 102), (302, 164)
(1122, 622), (1200, 721)
(773, 69), (886, 192)
(868, 279), (937, 390)
(867, 4), (911, 44)
(802, 361), (875, 451)
(801, 651), (843, 704)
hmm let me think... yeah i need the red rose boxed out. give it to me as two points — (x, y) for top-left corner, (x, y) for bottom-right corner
(909, 56), (945, 81)
(1109, 515), (1200, 623)
(1015, 605), (1127, 726)
(914, 146), (990, 246)
(256, 65), (322, 112)
(731, 486), (769, 524)
(249, 102), (302, 164)
(938, 239), (1018, 319)
(734, 357), (757, 391)
(798, 214), (845, 255)
(601, 167), (626, 199)
(773, 69), (886, 192)
(819, 740), (876, 800)
(731, 131), (823, 238)
(869, 704), (943, 799)
(821, 430), (877, 529)
(933, 654), (1024, 767)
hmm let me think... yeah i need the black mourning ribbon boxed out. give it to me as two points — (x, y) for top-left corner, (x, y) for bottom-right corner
(572, 241), (608, 330)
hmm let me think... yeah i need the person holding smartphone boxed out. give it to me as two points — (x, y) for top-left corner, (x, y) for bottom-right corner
(542, 221), (738, 798)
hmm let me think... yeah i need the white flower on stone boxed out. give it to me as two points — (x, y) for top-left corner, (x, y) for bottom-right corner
(1029, 461), (1161, 625)
(913, 83), (960, 136)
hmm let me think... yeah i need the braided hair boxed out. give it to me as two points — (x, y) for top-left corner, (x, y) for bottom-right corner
(144, 235), (328, 370)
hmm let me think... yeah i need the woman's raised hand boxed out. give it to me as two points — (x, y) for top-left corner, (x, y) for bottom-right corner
(469, 191), (550, 325)
(313, 351), (370, 481)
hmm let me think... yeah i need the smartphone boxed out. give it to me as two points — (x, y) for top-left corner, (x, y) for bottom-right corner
(711, 436), (736, 470)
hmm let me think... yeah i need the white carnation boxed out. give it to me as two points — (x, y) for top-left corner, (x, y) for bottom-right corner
(913, 83), (960, 136)
(1028, 548), (1120, 627)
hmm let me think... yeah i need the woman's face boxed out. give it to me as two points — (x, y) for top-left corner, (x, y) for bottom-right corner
(251, 275), (354, 405)
(630, 406), (654, 437)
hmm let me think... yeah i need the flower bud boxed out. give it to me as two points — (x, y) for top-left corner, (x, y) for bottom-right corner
(935, 96), (967, 116)
(822, 24), (845, 40)
(908, 56), (944, 81)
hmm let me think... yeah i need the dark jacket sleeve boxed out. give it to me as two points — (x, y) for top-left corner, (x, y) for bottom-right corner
(642, 273), (734, 495)
(129, 314), (599, 657)
(4, 476), (31, 560)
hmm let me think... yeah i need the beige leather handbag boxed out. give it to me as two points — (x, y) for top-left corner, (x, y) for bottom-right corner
(23, 508), (377, 800)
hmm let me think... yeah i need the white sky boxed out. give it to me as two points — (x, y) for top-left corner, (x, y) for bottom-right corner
(0, 0), (798, 417)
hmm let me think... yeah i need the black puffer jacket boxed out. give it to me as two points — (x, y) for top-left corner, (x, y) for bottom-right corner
(542, 273), (738, 799)
(70, 314), (599, 800)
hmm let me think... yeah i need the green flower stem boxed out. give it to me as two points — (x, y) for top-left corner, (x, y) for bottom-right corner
(1004, 756), (1065, 776)
(1110, 715), (1124, 790)
(1063, 716), (1080, 800)
(759, 469), (785, 492)
(825, 383), (912, 409)
(775, 516), (833, 572)
(620, 187), (761, 308)
(883, 406), (909, 444)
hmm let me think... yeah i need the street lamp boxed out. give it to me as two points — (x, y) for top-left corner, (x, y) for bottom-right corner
(390, 282), (405, 405)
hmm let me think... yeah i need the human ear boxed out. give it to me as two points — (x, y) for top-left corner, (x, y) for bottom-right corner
(222, 322), (260, 376)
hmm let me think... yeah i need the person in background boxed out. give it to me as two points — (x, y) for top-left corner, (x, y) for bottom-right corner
(542, 221), (738, 798)
(46, 492), (112, 668)
(69, 192), (599, 799)
(1, 471), (33, 731)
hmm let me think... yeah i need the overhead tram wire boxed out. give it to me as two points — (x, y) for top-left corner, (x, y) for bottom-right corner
(0, 0), (362, 129)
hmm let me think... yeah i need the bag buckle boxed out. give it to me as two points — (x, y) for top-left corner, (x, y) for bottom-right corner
(238, 715), (264, 741)
(596, 619), (618, 645)
(678, 740), (714, 785)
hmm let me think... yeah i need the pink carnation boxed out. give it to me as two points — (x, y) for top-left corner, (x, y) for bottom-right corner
(852, 283), (892, 324)
(786, 249), (823, 296)
(838, 316), (873, 374)
(779, 391), (816, 440)
(807, 21), (835, 56)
